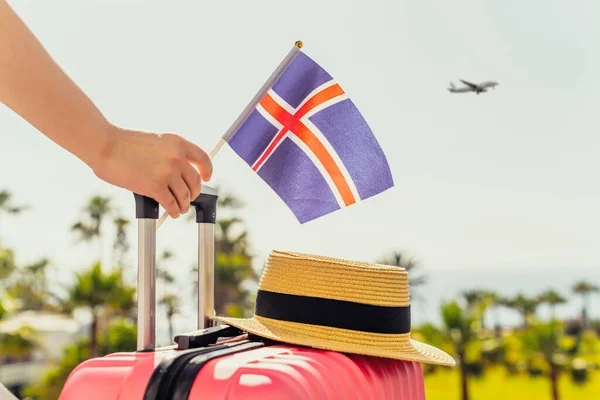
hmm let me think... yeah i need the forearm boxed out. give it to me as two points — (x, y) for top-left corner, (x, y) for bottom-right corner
(0, 1), (213, 219)
(0, 0), (112, 167)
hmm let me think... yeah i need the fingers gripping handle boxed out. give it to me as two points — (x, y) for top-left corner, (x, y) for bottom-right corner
(134, 187), (217, 351)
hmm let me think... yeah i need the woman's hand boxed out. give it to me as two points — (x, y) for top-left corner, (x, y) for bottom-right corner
(91, 126), (212, 219)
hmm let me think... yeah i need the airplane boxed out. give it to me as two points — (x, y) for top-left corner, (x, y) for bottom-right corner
(448, 80), (499, 94)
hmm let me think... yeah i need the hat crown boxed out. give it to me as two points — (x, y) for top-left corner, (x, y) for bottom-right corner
(257, 251), (410, 307)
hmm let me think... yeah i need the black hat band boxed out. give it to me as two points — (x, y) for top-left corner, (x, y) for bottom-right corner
(255, 290), (411, 334)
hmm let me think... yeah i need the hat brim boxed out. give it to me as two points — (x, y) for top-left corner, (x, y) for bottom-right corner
(212, 315), (455, 367)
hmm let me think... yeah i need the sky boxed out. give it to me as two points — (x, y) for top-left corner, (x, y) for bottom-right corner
(1, 1), (599, 328)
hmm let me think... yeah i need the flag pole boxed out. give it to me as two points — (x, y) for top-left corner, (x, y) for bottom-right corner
(156, 40), (303, 230)
(220, 40), (303, 143)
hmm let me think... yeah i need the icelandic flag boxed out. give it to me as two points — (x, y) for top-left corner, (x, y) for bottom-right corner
(227, 50), (394, 223)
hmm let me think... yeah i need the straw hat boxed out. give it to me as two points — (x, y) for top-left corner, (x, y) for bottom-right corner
(212, 251), (455, 366)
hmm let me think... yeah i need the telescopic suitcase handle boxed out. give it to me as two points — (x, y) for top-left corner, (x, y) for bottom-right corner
(133, 186), (218, 351)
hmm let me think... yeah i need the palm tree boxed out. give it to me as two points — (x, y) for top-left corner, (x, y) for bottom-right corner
(215, 189), (244, 209)
(156, 250), (177, 335)
(67, 262), (135, 358)
(157, 250), (176, 285)
(5, 258), (60, 312)
(0, 325), (38, 376)
(522, 322), (568, 400)
(1, 250), (55, 312)
(0, 298), (6, 321)
(506, 293), (541, 329)
(0, 324), (38, 383)
(0, 247), (16, 283)
(441, 300), (477, 400)
(112, 217), (130, 266)
(84, 196), (112, 224)
(462, 290), (485, 309)
(0, 191), (26, 214)
(461, 290), (495, 329)
(0, 190), (27, 244)
(159, 294), (181, 343)
(483, 291), (506, 337)
(572, 281), (599, 329)
(0, 325), (37, 359)
(216, 252), (256, 316)
(72, 196), (112, 262)
(216, 218), (250, 256)
(538, 289), (567, 322)
(377, 252), (426, 303)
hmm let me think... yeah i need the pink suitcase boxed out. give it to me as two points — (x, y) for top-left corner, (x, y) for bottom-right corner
(59, 187), (427, 399)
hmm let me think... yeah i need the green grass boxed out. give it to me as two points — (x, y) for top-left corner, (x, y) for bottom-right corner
(424, 368), (598, 400)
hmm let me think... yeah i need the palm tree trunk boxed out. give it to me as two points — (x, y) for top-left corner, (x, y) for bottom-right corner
(493, 307), (502, 338)
(549, 362), (559, 400)
(459, 350), (469, 400)
(90, 312), (98, 358)
(521, 312), (528, 329)
(551, 305), (556, 322)
(98, 238), (103, 268)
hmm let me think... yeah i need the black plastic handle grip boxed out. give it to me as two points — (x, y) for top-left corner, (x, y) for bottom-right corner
(191, 186), (218, 224)
(134, 194), (159, 219)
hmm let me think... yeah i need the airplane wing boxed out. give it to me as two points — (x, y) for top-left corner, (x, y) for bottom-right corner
(460, 80), (479, 90)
